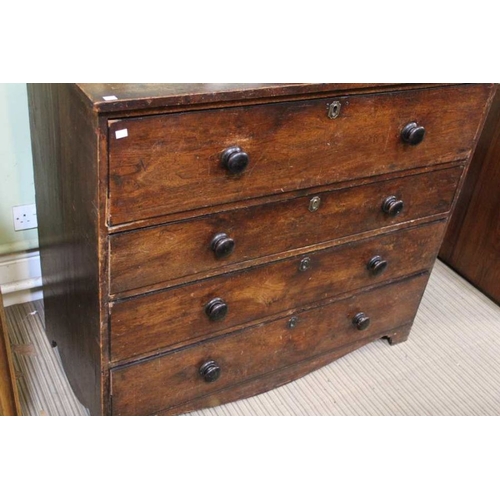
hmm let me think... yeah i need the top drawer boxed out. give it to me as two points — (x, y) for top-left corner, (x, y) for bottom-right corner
(108, 85), (489, 225)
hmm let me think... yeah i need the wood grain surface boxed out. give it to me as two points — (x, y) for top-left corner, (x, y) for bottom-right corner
(0, 292), (20, 416)
(76, 83), (451, 114)
(111, 273), (428, 415)
(110, 166), (462, 295)
(439, 85), (500, 304)
(108, 85), (489, 225)
(110, 221), (445, 362)
(27, 84), (104, 415)
(161, 323), (414, 416)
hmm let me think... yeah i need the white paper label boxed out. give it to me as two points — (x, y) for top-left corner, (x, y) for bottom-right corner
(103, 95), (118, 101)
(115, 129), (128, 139)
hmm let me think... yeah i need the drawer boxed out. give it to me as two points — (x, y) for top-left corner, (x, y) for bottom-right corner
(110, 221), (445, 362)
(110, 166), (462, 295)
(108, 85), (489, 225)
(111, 273), (429, 415)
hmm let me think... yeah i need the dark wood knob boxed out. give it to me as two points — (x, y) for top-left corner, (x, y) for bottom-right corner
(401, 122), (425, 145)
(205, 297), (228, 321)
(367, 255), (388, 275)
(211, 233), (235, 259)
(221, 146), (249, 174)
(199, 361), (221, 383)
(382, 196), (404, 216)
(353, 312), (371, 331)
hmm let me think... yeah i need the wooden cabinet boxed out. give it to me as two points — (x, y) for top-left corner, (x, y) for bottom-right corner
(439, 86), (500, 305)
(27, 83), (494, 415)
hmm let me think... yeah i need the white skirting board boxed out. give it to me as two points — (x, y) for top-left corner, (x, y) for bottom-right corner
(0, 250), (43, 307)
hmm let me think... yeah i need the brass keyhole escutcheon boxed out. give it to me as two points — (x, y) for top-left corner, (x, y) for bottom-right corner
(327, 101), (341, 119)
(299, 257), (311, 272)
(309, 196), (321, 212)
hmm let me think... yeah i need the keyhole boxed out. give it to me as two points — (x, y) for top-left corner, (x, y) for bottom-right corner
(328, 101), (341, 119)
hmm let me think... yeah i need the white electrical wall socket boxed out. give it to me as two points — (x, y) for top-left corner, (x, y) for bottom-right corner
(13, 204), (38, 231)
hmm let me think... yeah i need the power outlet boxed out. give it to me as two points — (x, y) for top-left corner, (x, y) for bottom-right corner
(13, 204), (38, 231)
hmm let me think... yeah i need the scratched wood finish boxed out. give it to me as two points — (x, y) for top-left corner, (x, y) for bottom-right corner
(164, 322), (414, 415)
(27, 84), (103, 416)
(77, 83), (450, 114)
(28, 83), (494, 415)
(110, 221), (445, 362)
(110, 166), (462, 295)
(107, 162), (465, 235)
(108, 85), (489, 225)
(0, 292), (20, 416)
(111, 273), (428, 415)
(440, 86), (500, 304)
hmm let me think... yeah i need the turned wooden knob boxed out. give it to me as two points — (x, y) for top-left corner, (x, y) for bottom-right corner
(221, 146), (249, 174)
(352, 312), (371, 331)
(367, 255), (388, 275)
(401, 122), (425, 145)
(205, 298), (228, 321)
(211, 233), (235, 259)
(199, 361), (221, 383)
(382, 195), (404, 216)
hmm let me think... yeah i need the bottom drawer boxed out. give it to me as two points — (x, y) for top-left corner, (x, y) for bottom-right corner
(111, 273), (429, 415)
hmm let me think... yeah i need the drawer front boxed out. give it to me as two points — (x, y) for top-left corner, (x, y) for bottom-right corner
(110, 221), (445, 362)
(110, 166), (461, 295)
(111, 273), (429, 415)
(108, 85), (489, 225)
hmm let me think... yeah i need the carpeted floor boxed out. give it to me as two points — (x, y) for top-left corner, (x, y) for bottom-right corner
(5, 260), (500, 416)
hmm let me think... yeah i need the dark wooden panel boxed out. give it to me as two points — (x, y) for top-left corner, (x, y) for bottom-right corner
(163, 323), (413, 416)
(77, 83), (451, 114)
(111, 273), (428, 416)
(108, 85), (489, 225)
(110, 166), (462, 295)
(108, 161), (465, 235)
(439, 86), (500, 304)
(0, 292), (20, 416)
(27, 84), (103, 415)
(110, 221), (445, 362)
(439, 85), (498, 261)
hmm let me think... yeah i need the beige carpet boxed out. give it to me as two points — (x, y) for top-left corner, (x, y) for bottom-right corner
(5, 260), (500, 416)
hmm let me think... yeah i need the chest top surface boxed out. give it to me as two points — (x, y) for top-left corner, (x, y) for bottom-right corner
(74, 83), (447, 113)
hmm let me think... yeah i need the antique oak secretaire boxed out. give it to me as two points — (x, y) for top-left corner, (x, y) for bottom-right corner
(27, 83), (494, 415)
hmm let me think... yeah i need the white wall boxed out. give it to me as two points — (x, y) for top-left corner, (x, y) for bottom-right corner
(0, 83), (38, 255)
(0, 83), (41, 305)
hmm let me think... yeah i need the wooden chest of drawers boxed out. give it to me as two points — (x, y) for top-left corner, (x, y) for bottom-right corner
(27, 83), (494, 415)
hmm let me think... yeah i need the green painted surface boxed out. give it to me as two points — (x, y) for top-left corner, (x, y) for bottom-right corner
(0, 83), (38, 254)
